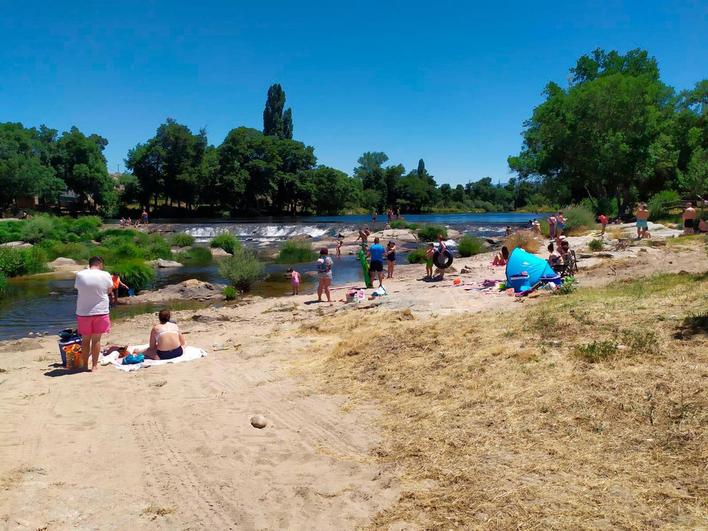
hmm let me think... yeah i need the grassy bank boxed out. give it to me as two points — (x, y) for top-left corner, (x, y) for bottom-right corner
(298, 271), (707, 528)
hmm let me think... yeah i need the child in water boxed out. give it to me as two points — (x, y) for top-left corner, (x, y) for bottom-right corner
(424, 243), (435, 279)
(287, 268), (300, 295)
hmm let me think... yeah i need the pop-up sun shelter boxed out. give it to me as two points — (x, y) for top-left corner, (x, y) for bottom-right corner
(505, 247), (560, 292)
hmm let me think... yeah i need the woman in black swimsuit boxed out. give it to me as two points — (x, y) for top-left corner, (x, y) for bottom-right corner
(386, 241), (397, 279)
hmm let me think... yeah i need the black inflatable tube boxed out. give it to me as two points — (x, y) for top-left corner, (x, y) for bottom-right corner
(433, 249), (454, 269)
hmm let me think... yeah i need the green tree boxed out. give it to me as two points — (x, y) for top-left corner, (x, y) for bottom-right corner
(263, 83), (293, 139)
(53, 127), (114, 211)
(509, 48), (681, 215)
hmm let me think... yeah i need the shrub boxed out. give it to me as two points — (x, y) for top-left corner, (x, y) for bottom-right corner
(145, 234), (172, 260)
(458, 235), (485, 257)
(574, 340), (618, 363)
(0, 220), (23, 243)
(210, 233), (240, 255)
(41, 241), (91, 262)
(588, 239), (603, 252)
(648, 190), (681, 221)
(557, 275), (577, 295)
(222, 286), (237, 301)
(538, 218), (550, 238)
(175, 246), (213, 265)
(417, 225), (448, 241)
(20, 216), (57, 243)
(0, 247), (48, 277)
(0, 272), (7, 295)
(170, 233), (196, 247)
(110, 259), (155, 293)
(407, 247), (429, 264)
(67, 216), (102, 240)
(390, 220), (419, 230)
(562, 205), (595, 234)
(97, 228), (139, 241)
(218, 249), (265, 292)
(276, 240), (316, 263)
(503, 230), (540, 253)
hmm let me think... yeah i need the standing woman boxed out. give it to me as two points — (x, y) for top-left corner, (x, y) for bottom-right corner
(386, 241), (397, 279)
(316, 248), (333, 303)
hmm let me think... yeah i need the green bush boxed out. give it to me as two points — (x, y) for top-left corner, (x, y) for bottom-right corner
(390, 220), (419, 230)
(562, 205), (595, 234)
(145, 234), (172, 260)
(588, 239), (603, 252)
(0, 221), (23, 243)
(222, 286), (237, 301)
(175, 246), (213, 265)
(170, 233), (196, 247)
(20, 216), (57, 243)
(40, 241), (91, 261)
(574, 340), (618, 363)
(0, 272), (7, 295)
(110, 259), (155, 293)
(407, 247), (429, 264)
(557, 275), (577, 295)
(67, 216), (102, 240)
(417, 225), (448, 241)
(210, 233), (240, 255)
(458, 235), (485, 257)
(276, 240), (316, 263)
(0, 247), (48, 277)
(97, 228), (138, 241)
(218, 249), (265, 292)
(648, 190), (681, 221)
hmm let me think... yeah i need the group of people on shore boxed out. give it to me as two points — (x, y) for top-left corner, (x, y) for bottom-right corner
(119, 209), (150, 228)
(74, 256), (182, 371)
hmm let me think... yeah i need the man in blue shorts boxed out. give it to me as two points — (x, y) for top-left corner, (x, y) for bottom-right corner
(367, 237), (386, 288)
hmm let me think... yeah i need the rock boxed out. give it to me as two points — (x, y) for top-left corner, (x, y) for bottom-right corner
(210, 247), (232, 257)
(460, 266), (474, 274)
(191, 314), (231, 323)
(126, 279), (225, 304)
(156, 259), (183, 268)
(0, 241), (32, 248)
(49, 257), (77, 267)
(250, 415), (268, 429)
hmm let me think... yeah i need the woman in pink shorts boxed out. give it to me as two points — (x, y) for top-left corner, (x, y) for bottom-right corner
(74, 257), (113, 371)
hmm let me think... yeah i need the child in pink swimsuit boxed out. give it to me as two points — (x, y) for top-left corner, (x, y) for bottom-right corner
(288, 268), (300, 295)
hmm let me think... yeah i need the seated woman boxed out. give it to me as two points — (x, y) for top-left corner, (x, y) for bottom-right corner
(548, 242), (562, 270)
(143, 309), (186, 360)
(492, 246), (509, 266)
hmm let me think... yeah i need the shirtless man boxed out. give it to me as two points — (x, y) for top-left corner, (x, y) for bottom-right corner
(682, 202), (697, 234)
(635, 203), (650, 239)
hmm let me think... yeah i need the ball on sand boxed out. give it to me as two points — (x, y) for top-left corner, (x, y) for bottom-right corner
(250, 415), (268, 429)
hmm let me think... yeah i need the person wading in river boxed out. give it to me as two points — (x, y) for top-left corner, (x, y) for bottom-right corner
(75, 256), (113, 372)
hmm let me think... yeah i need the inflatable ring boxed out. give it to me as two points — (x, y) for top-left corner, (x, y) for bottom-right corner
(433, 249), (454, 269)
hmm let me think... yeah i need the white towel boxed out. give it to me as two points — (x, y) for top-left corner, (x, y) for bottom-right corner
(101, 344), (207, 372)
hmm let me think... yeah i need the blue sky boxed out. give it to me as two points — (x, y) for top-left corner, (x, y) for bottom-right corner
(0, 1), (705, 186)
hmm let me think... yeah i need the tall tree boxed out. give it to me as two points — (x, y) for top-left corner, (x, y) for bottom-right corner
(263, 84), (293, 139)
(509, 48), (681, 215)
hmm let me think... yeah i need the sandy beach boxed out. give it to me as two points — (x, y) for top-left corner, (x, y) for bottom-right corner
(1, 230), (706, 529)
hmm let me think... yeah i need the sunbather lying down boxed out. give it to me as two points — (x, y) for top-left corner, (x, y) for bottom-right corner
(139, 309), (186, 360)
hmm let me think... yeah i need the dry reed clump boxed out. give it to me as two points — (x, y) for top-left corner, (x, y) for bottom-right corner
(296, 276), (708, 529)
(503, 229), (541, 253)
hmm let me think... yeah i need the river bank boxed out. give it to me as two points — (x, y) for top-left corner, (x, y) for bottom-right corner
(0, 232), (705, 528)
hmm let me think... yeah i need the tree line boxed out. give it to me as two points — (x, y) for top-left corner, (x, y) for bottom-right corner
(2, 50), (705, 218)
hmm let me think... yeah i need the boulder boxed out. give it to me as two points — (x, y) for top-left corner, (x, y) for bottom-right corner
(156, 259), (183, 268)
(0, 241), (32, 248)
(210, 247), (232, 257)
(49, 257), (78, 267)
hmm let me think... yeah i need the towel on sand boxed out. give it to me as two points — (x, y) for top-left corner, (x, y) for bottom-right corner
(100, 344), (207, 372)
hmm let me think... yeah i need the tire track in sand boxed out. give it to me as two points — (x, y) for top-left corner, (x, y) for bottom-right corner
(132, 417), (245, 530)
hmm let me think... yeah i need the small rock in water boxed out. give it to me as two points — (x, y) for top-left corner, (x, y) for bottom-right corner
(28, 332), (35, 337)
(250, 415), (268, 429)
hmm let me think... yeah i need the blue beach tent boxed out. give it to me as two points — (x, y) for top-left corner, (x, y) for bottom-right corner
(505, 248), (560, 292)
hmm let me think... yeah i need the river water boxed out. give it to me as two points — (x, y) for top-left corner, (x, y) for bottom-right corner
(0, 212), (541, 340)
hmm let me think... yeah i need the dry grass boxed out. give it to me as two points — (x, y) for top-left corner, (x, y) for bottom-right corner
(503, 229), (542, 254)
(296, 272), (708, 529)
